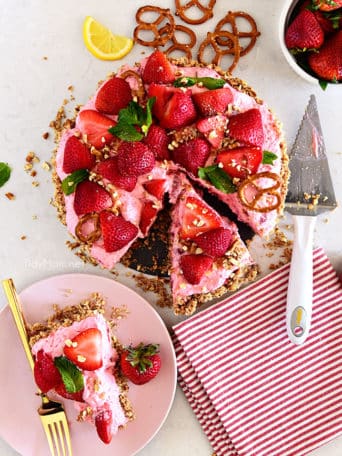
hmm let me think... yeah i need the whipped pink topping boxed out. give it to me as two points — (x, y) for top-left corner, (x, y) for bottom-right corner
(32, 314), (127, 434)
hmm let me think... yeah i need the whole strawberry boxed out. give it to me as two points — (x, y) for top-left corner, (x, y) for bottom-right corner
(285, 9), (324, 50)
(308, 30), (342, 81)
(120, 343), (161, 385)
(117, 141), (155, 177)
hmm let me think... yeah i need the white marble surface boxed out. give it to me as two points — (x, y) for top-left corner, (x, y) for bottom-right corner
(0, 0), (341, 455)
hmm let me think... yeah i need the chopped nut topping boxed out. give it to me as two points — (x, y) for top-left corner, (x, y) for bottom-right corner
(5, 192), (15, 200)
(77, 355), (86, 363)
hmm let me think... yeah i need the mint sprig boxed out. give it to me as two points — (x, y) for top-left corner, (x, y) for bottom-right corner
(174, 76), (226, 90)
(54, 356), (84, 393)
(61, 169), (89, 195)
(198, 165), (236, 194)
(0, 162), (11, 187)
(109, 97), (156, 142)
(262, 151), (278, 165)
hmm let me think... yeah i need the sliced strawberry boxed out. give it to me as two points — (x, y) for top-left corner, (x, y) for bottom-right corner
(195, 227), (233, 257)
(143, 124), (170, 160)
(54, 383), (84, 403)
(228, 109), (264, 148)
(308, 30), (342, 81)
(117, 142), (155, 177)
(180, 254), (214, 284)
(73, 181), (112, 216)
(95, 410), (113, 444)
(99, 211), (138, 252)
(148, 83), (175, 120)
(62, 135), (95, 174)
(63, 328), (103, 371)
(159, 91), (197, 130)
(142, 50), (175, 84)
(180, 196), (222, 239)
(216, 146), (263, 179)
(95, 77), (132, 115)
(96, 157), (137, 192)
(197, 115), (227, 149)
(171, 138), (210, 176)
(143, 179), (166, 200)
(78, 110), (115, 149)
(139, 201), (158, 236)
(33, 350), (62, 393)
(285, 9), (324, 50)
(192, 88), (233, 116)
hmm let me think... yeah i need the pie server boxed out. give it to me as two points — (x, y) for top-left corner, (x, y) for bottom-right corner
(285, 94), (337, 345)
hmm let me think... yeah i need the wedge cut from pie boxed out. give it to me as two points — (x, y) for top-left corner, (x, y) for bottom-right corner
(169, 175), (257, 315)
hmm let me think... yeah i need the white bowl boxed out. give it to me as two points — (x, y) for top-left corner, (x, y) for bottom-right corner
(279, 0), (324, 85)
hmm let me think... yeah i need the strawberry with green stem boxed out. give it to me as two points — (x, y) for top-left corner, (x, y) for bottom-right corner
(120, 343), (161, 385)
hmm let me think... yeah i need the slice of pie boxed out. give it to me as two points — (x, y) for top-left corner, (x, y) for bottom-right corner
(170, 175), (257, 315)
(52, 50), (288, 314)
(27, 293), (134, 444)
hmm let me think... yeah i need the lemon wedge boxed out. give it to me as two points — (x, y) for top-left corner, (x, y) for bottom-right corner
(82, 16), (133, 61)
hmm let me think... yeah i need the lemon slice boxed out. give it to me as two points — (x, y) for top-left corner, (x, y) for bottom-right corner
(82, 16), (133, 61)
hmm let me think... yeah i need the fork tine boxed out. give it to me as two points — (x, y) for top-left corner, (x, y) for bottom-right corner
(43, 423), (57, 456)
(56, 420), (67, 456)
(49, 422), (61, 456)
(60, 414), (73, 456)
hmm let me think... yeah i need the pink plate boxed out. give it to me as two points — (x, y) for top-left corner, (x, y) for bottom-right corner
(0, 273), (177, 456)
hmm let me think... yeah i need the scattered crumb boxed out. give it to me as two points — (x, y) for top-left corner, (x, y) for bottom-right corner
(32, 181), (40, 187)
(132, 275), (172, 308)
(67, 85), (74, 91)
(20, 235), (27, 240)
(42, 56), (48, 60)
(324, 218), (329, 224)
(5, 192), (15, 200)
(32, 215), (38, 220)
(42, 132), (49, 140)
(42, 161), (51, 171)
(30, 170), (37, 177)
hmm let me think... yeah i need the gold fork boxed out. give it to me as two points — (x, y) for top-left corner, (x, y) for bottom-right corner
(2, 279), (73, 456)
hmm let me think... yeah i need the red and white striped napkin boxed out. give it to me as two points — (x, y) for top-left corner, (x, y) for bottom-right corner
(173, 248), (342, 456)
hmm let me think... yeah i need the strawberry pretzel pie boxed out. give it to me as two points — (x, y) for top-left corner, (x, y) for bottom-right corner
(53, 51), (288, 315)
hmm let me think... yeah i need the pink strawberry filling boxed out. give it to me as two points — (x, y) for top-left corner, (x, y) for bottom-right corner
(32, 314), (127, 434)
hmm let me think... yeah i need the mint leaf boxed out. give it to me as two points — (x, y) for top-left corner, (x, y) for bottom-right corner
(262, 151), (278, 165)
(109, 98), (156, 141)
(0, 162), (11, 187)
(109, 122), (143, 141)
(61, 169), (89, 195)
(54, 356), (84, 393)
(198, 165), (236, 193)
(319, 80), (328, 91)
(174, 76), (225, 90)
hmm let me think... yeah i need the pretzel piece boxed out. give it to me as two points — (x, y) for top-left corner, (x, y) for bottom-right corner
(159, 24), (197, 60)
(75, 213), (101, 243)
(175, 0), (216, 25)
(215, 11), (261, 56)
(134, 6), (175, 47)
(119, 70), (146, 102)
(198, 31), (240, 73)
(238, 172), (282, 213)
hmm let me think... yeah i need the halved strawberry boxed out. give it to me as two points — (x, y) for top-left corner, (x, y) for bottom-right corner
(159, 91), (197, 130)
(228, 109), (264, 148)
(62, 135), (95, 174)
(197, 115), (227, 149)
(73, 181), (112, 216)
(142, 50), (175, 84)
(139, 201), (158, 236)
(95, 410), (113, 444)
(285, 9), (324, 50)
(216, 146), (263, 179)
(148, 84), (175, 120)
(78, 110), (115, 149)
(54, 383), (84, 403)
(33, 350), (62, 393)
(96, 157), (137, 192)
(195, 227), (233, 257)
(192, 88), (233, 116)
(180, 254), (214, 284)
(117, 142), (155, 177)
(171, 138), (210, 175)
(63, 328), (103, 371)
(95, 77), (132, 115)
(143, 179), (166, 200)
(143, 124), (170, 160)
(180, 196), (222, 239)
(99, 211), (138, 252)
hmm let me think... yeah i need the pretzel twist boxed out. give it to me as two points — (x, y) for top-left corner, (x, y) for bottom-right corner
(198, 31), (241, 73)
(238, 172), (282, 213)
(175, 0), (216, 25)
(159, 24), (197, 60)
(134, 6), (175, 47)
(75, 213), (101, 243)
